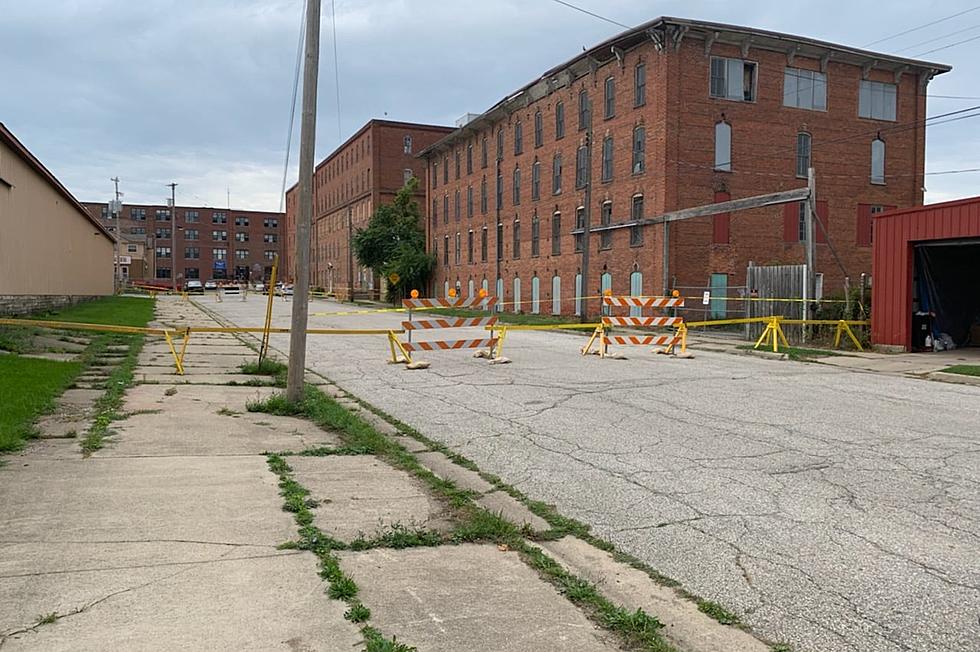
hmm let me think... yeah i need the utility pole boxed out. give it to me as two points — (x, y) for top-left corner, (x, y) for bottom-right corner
(579, 99), (593, 320)
(286, 0), (320, 403)
(347, 205), (353, 301)
(167, 182), (178, 292)
(804, 167), (816, 323)
(111, 177), (121, 292)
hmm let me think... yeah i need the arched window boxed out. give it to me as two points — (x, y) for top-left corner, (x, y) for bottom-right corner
(796, 132), (811, 178)
(496, 277), (504, 313)
(600, 272), (613, 316)
(531, 275), (541, 314)
(468, 278), (475, 298)
(443, 280), (449, 297)
(629, 271), (643, 318)
(871, 138), (885, 184)
(575, 273), (583, 316)
(512, 276), (522, 313)
(552, 275), (562, 315)
(714, 121), (732, 171)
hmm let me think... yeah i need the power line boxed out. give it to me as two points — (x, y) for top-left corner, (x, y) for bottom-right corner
(329, 0), (342, 141)
(914, 32), (980, 57)
(929, 94), (980, 100)
(279, 1), (306, 213)
(863, 6), (980, 47)
(892, 22), (980, 53)
(548, 0), (631, 30)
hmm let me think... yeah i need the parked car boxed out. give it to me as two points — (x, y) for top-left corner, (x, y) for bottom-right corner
(204, 280), (218, 290)
(254, 282), (265, 293)
(281, 284), (294, 296)
(184, 280), (204, 294)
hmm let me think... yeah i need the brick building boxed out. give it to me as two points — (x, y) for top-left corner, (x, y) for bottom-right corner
(420, 17), (950, 316)
(83, 202), (284, 284)
(283, 119), (453, 299)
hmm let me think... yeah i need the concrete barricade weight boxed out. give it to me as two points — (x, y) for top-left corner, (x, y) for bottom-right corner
(389, 296), (503, 369)
(582, 296), (688, 358)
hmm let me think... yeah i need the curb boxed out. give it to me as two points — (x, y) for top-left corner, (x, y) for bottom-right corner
(926, 371), (980, 387)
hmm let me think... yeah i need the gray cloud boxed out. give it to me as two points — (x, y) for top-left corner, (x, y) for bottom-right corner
(2, 0), (977, 209)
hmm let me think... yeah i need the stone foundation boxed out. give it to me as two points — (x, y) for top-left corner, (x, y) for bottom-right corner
(0, 295), (102, 317)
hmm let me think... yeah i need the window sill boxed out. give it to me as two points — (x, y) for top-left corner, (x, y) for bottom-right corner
(634, 102), (646, 109)
(629, 242), (644, 248)
(632, 169), (646, 177)
(870, 180), (886, 186)
(713, 168), (733, 174)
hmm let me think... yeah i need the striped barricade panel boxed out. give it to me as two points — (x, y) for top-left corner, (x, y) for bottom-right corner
(601, 316), (684, 327)
(602, 334), (681, 347)
(401, 338), (498, 352)
(402, 297), (498, 310)
(401, 317), (497, 331)
(602, 296), (685, 309)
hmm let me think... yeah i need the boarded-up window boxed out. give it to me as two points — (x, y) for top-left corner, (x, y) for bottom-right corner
(713, 191), (731, 244)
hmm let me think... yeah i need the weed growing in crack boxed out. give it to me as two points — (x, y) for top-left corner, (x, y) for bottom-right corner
(240, 359), (288, 376)
(696, 599), (740, 626)
(348, 524), (444, 551)
(327, 574), (358, 600)
(344, 602), (371, 623)
(35, 612), (58, 625)
(362, 626), (416, 652)
(81, 335), (144, 455)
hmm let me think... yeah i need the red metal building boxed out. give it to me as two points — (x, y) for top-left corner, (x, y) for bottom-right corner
(872, 196), (980, 350)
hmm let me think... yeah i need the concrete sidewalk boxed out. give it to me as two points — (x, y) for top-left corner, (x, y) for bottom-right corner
(1, 297), (766, 651)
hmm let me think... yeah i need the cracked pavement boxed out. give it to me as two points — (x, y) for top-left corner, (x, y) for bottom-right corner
(205, 295), (980, 652)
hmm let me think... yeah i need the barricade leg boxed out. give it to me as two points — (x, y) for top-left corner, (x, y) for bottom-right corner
(581, 324), (602, 356)
(387, 331), (412, 365)
(164, 330), (185, 375)
(754, 319), (775, 351)
(177, 329), (191, 371)
(774, 318), (789, 351)
(837, 320), (864, 352)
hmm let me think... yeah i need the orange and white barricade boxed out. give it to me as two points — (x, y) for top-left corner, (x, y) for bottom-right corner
(388, 294), (504, 369)
(582, 295), (688, 358)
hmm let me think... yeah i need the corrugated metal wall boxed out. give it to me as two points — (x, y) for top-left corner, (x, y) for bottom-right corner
(871, 197), (980, 348)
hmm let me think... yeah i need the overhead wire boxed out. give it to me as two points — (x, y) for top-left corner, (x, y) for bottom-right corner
(863, 5), (980, 47)
(891, 23), (980, 53)
(279, 1), (306, 213)
(547, 0), (631, 30)
(330, 0), (343, 141)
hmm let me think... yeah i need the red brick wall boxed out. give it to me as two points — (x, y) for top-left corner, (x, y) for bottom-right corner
(284, 120), (452, 296)
(426, 35), (927, 314)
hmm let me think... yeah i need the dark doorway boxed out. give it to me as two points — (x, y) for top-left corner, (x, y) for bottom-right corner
(913, 239), (980, 348)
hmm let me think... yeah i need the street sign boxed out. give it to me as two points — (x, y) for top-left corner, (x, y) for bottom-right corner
(702, 291), (710, 305)
(388, 272), (400, 285)
(214, 260), (227, 270)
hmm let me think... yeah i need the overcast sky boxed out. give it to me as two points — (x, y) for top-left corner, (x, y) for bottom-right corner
(2, 0), (978, 211)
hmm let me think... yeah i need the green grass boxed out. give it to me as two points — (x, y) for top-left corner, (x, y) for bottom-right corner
(941, 364), (980, 377)
(80, 335), (146, 454)
(695, 599), (740, 626)
(40, 296), (155, 328)
(419, 306), (579, 326)
(0, 356), (82, 451)
(239, 359), (288, 376)
(0, 326), (37, 353)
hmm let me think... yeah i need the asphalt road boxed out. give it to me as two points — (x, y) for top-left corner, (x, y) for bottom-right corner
(200, 295), (980, 652)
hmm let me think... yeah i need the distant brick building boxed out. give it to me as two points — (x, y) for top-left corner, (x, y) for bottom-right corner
(83, 202), (283, 284)
(283, 119), (453, 299)
(421, 17), (950, 316)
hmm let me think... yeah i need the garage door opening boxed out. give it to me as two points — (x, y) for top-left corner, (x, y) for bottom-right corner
(913, 239), (980, 351)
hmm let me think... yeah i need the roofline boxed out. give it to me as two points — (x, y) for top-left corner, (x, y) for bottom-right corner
(418, 15), (952, 157)
(873, 195), (980, 220)
(0, 122), (114, 243)
(81, 200), (284, 216)
(283, 118), (453, 198)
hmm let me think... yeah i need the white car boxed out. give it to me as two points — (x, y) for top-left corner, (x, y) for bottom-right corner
(254, 283), (265, 293)
(204, 280), (218, 290)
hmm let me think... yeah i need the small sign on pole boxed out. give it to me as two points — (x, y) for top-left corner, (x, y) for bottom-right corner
(702, 291), (711, 305)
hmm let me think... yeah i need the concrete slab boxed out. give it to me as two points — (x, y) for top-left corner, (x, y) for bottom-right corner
(393, 435), (430, 453)
(0, 456), (291, 545)
(539, 537), (769, 652)
(20, 352), (79, 362)
(34, 415), (85, 440)
(31, 336), (86, 352)
(0, 548), (361, 652)
(136, 372), (275, 385)
(288, 456), (452, 541)
(358, 411), (400, 435)
(338, 545), (618, 651)
(416, 451), (494, 494)
(99, 411), (341, 457)
(121, 384), (280, 413)
(56, 389), (103, 407)
(476, 490), (550, 532)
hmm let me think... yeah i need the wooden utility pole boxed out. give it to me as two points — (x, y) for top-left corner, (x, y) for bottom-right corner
(286, 0), (320, 403)
(804, 167), (816, 323)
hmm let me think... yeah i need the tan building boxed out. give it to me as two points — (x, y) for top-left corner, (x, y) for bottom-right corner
(0, 122), (114, 315)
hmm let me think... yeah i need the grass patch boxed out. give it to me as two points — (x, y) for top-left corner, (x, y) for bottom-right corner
(518, 542), (671, 651)
(39, 296), (155, 328)
(0, 326), (37, 353)
(941, 364), (980, 377)
(349, 524), (445, 551)
(736, 344), (843, 360)
(35, 612), (59, 626)
(240, 358), (287, 376)
(0, 356), (82, 452)
(362, 626), (416, 652)
(419, 306), (579, 326)
(695, 599), (740, 626)
(80, 335), (145, 455)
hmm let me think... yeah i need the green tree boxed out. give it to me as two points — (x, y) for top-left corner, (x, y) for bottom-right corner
(352, 177), (433, 302)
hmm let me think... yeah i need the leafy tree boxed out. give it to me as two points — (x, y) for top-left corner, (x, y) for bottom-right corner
(352, 177), (434, 302)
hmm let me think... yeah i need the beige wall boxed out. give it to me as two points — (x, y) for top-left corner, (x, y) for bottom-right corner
(0, 140), (113, 296)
